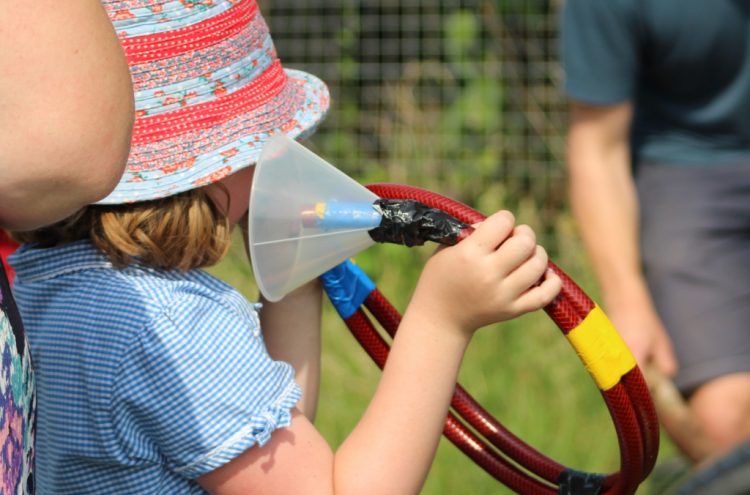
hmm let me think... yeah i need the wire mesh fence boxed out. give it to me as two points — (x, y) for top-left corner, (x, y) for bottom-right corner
(261, 0), (569, 250)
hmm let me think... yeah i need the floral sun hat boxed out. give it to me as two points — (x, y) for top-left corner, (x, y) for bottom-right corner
(98, 0), (330, 204)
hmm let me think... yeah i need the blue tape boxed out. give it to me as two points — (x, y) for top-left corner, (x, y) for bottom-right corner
(320, 259), (376, 319)
(316, 202), (382, 230)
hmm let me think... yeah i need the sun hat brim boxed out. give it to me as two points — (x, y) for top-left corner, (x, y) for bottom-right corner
(97, 68), (329, 204)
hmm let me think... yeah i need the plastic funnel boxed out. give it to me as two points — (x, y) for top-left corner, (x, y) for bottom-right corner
(248, 134), (380, 301)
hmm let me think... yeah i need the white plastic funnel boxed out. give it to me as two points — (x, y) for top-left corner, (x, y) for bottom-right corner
(248, 134), (380, 301)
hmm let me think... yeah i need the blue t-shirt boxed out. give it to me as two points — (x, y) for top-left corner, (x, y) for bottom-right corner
(0, 258), (35, 494)
(561, 0), (750, 166)
(10, 241), (301, 494)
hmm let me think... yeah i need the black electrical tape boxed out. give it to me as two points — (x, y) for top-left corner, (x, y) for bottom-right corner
(368, 199), (470, 247)
(556, 469), (605, 495)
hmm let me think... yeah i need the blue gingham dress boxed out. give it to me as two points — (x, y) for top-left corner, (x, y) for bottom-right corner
(9, 241), (300, 494)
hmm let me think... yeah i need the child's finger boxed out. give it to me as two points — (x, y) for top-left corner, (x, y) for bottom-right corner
(491, 225), (538, 276)
(504, 245), (550, 292)
(466, 210), (515, 252)
(513, 268), (562, 313)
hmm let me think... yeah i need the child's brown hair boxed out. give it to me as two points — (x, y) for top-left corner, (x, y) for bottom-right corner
(13, 188), (232, 271)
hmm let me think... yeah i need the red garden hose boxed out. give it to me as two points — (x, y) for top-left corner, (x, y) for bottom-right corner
(322, 183), (660, 495)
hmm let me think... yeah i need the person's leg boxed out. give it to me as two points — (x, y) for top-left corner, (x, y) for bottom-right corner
(636, 161), (750, 460)
(689, 372), (750, 454)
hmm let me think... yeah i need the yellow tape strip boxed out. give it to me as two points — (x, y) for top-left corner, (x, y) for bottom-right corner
(566, 305), (637, 391)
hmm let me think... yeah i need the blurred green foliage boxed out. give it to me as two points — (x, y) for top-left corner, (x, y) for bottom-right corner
(260, 0), (568, 254)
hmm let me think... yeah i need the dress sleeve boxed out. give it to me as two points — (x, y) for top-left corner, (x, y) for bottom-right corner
(111, 290), (301, 479)
(560, 0), (643, 105)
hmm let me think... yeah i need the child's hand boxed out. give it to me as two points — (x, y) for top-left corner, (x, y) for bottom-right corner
(407, 210), (561, 336)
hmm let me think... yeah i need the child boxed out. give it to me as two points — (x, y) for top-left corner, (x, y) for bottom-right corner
(10, 1), (561, 493)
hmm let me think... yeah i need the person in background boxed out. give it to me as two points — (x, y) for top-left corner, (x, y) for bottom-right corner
(561, 0), (750, 460)
(0, 1), (134, 492)
(8, 1), (562, 493)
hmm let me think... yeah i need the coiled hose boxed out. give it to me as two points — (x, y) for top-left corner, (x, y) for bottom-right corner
(320, 183), (660, 495)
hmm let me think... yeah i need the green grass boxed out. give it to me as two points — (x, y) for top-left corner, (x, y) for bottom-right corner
(208, 227), (680, 494)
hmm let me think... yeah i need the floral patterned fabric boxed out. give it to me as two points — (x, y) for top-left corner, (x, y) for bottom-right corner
(0, 260), (35, 494)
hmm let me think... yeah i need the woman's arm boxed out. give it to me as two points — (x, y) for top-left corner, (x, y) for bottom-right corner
(0, 0), (134, 230)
